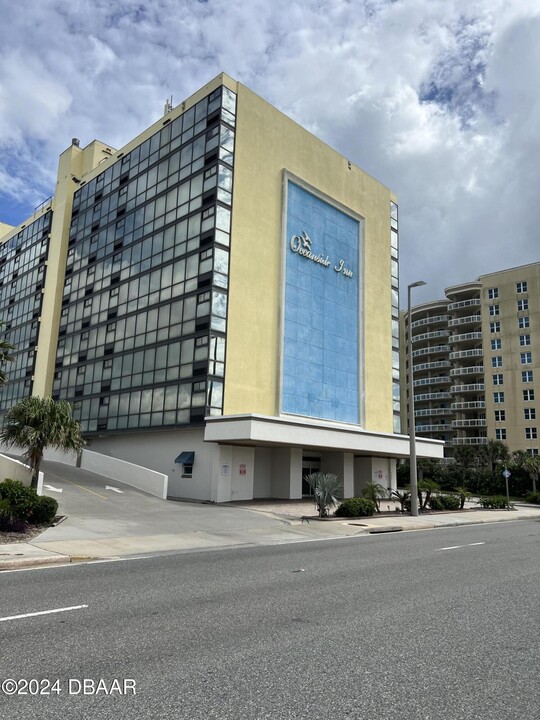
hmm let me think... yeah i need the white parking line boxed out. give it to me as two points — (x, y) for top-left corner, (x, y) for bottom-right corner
(437, 542), (486, 551)
(0, 604), (88, 623)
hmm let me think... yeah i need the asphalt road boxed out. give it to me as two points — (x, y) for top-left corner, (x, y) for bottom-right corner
(1, 521), (539, 720)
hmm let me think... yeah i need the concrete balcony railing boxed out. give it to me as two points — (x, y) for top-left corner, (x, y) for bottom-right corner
(449, 366), (484, 377)
(413, 360), (451, 372)
(412, 329), (449, 343)
(413, 376), (451, 387)
(448, 315), (482, 328)
(415, 408), (454, 417)
(451, 383), (485, 393)
(452, 436), (488, 446)
(412, 345), (450, 358)
(415, 392), (453, 402)
(449, 332), (483, 344)
(452, 419), (487, 428)
(411, 315), (450, 330)
(451, 401), (486, 411)
(449, 348), (483, 360)
(448, 298), (481, 311)
(416, 424), (453, 433)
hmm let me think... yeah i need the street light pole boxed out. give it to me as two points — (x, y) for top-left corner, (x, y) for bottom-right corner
(408, 280), (426, 517)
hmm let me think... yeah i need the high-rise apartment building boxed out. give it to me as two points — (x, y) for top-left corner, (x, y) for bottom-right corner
(401, 263), (540, 456)
(1, 73), (442, 501)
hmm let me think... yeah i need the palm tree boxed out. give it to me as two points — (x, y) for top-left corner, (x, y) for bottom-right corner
(0, 323), (15, 386)
(0, 396), (84, 489)
(523, 454), (540, 493)
(362, 481), (387, 513)
(304, 472), (342, 517)
(479, 440), (509, 474)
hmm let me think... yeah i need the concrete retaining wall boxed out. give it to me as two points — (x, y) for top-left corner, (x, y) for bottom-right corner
(80, 449), (168, 500)
(0, 452), (44, 495)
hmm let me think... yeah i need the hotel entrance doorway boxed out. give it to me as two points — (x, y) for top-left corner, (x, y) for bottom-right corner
(302, 455), (321, 496)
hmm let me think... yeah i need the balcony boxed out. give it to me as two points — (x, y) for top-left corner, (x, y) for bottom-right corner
(451, 401), (486, 411)
(452, 437), (488, 446)
(416, 424), (453, 433)
(413, 376), (451, 388)
(411, 315), (450, 330)
(447, 298), (481, 311)
(448, 315), (482, 328)
(451, 383), (485, 393)
(452, 419), (487, 428)
(413, 360), (451, 373)
(415, 408), (453, 417)
(449, 366), (484, 377)
(414, 391), (452, 402)
(412, 329), (449, 343)
(449, 332), (483, 344)
(449, 348), (483, 360)
(412, 345), (450, 358)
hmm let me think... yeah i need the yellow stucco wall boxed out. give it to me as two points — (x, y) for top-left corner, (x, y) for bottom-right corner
(224, 81), (394, 432)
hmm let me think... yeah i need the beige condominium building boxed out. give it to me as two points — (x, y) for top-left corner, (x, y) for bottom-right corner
(0, 73), (442, 502)
(401, 263), (540, 456)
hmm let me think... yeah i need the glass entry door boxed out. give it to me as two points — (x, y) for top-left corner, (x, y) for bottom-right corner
(302, 456), (321, 496)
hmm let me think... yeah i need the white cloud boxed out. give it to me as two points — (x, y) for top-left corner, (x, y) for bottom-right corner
(0, 0), (538, 302)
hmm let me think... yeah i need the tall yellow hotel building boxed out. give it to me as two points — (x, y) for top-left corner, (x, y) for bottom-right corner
(0, 74), (442, 501)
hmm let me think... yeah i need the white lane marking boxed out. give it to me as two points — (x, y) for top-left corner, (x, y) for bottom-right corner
(44, 484), (63, 493)
(105, 485), (124, 493)
(437, 542), (486, 551)
(0, 604), (88, 623)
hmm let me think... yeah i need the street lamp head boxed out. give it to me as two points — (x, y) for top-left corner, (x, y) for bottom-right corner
(408, 280), (427, 290)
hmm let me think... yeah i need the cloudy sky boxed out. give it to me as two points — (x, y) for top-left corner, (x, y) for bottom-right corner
(0, 0), (538, 306)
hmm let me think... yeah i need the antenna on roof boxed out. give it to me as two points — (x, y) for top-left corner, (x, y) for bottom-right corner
(163, 95), (173, 115)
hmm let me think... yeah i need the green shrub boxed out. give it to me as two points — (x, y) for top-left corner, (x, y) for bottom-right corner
(428, 494), (461, 511)
(0, 479), (38, 520)
(335, 497), (376, 517)
(32, 495), (59, 525)
(477, 495), (510, 509)
(525, 491), (540, 504)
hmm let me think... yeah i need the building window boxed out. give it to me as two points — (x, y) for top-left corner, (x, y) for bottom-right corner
(524, 389), (535, 401)
(495, 410), (506, 422)
(528, 448), (539, 456)
(525, 427), (537, 440)
(494, 392), (505, 403)
(522, 371), (534, 383)
(524, 408), (536, 420)
(492, 374), (503, 385)
(517, 299), (528, 311)
(492, 356), (503, 368)
(491, 338), (502, 350)
(489, 305), (499, 316)
(488, 287), (498, 299)
(520, 334), (531, 346)
(516, 281), (528, 293)
(490, 322), (500, 333)
(519, 316), (530, 329)
(182, 464), (193, 478)
(521, 352), (532, 364)
(495, 429), (506, 440)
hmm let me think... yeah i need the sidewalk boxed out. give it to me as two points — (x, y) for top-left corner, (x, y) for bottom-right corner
(1, 499), (539, 571)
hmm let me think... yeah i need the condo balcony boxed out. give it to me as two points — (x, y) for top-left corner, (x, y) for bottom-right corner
(415, 407), (454, 417)
(447, 298), (481, 312)
(416, 424), (453, 433)
(412, 329), (449, 343)
(413, 360), (451, 373)
(412, 345), (450, 359)
(452, 437), (488, 446)
(451, 400), (486, 411)
(449, 332), (483, 344)
(449, 348), (483, 360)
(451, 383), (485, 393)
(447, 315), (482, 328)
(413, 376), (452, 388)
(449, 365), (484, 377)
(411, 315), (450, 330)
(414, 391), (452, 402)
(452, 419), (487, 428)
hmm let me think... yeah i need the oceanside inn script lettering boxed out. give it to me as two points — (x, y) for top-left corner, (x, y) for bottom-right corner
(289, 231), (353, 278)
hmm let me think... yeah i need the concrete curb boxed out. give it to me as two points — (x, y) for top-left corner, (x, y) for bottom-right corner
(0, 555), (70, 571)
